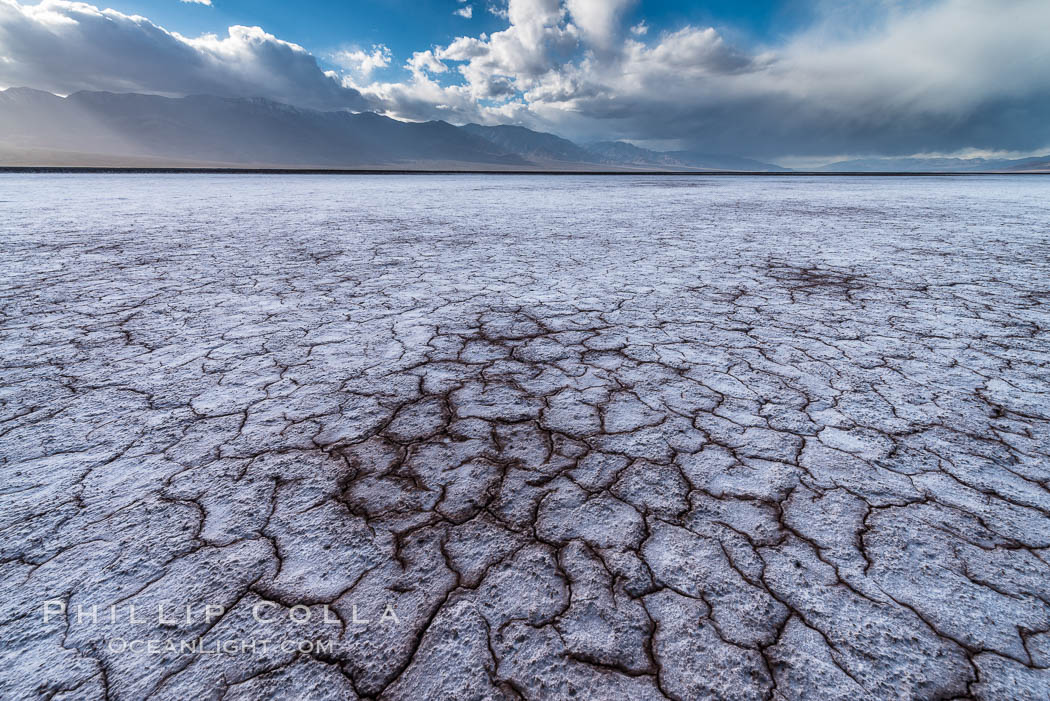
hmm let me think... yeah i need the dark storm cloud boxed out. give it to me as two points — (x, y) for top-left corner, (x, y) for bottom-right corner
(364, 0), (1050, 158)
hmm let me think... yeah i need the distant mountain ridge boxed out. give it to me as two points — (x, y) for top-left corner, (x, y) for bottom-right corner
(6, 88), (1043, 171)
(0, 88), (527, 168)
(0, 87), (786, 171)
(815, 155), (1050, 172)
(461, 124), (595, 165)
(579, 142), (791, 171)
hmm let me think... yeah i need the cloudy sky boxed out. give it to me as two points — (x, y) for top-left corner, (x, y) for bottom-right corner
(1, 0), (1049, 162)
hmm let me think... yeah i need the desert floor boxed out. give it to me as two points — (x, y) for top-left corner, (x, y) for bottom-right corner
(2, 174), (1049, 699)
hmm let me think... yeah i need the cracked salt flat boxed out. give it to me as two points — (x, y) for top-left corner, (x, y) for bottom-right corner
(1, 173), (1049, 699)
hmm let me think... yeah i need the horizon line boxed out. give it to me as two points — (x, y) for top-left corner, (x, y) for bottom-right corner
(2, 167), (1049, 177)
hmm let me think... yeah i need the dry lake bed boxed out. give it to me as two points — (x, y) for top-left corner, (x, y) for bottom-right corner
(2, 174), (1050, 699)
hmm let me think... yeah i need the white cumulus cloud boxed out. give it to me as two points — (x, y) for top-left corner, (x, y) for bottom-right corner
(331, 44), (391, 77)
(0, 0), (366, 110)
(564, 0), (633, 48)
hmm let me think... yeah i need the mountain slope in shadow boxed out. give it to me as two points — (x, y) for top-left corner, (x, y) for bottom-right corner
(0, 88), (787, 170)
(0, 88), (527, 167)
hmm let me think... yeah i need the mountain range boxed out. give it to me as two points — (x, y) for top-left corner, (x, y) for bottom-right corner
(0, 88), (789, 170)
(1, 88), (1047, 172)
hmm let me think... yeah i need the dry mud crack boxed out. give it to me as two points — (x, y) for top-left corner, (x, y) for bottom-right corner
(2, 174), (1050, 699)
